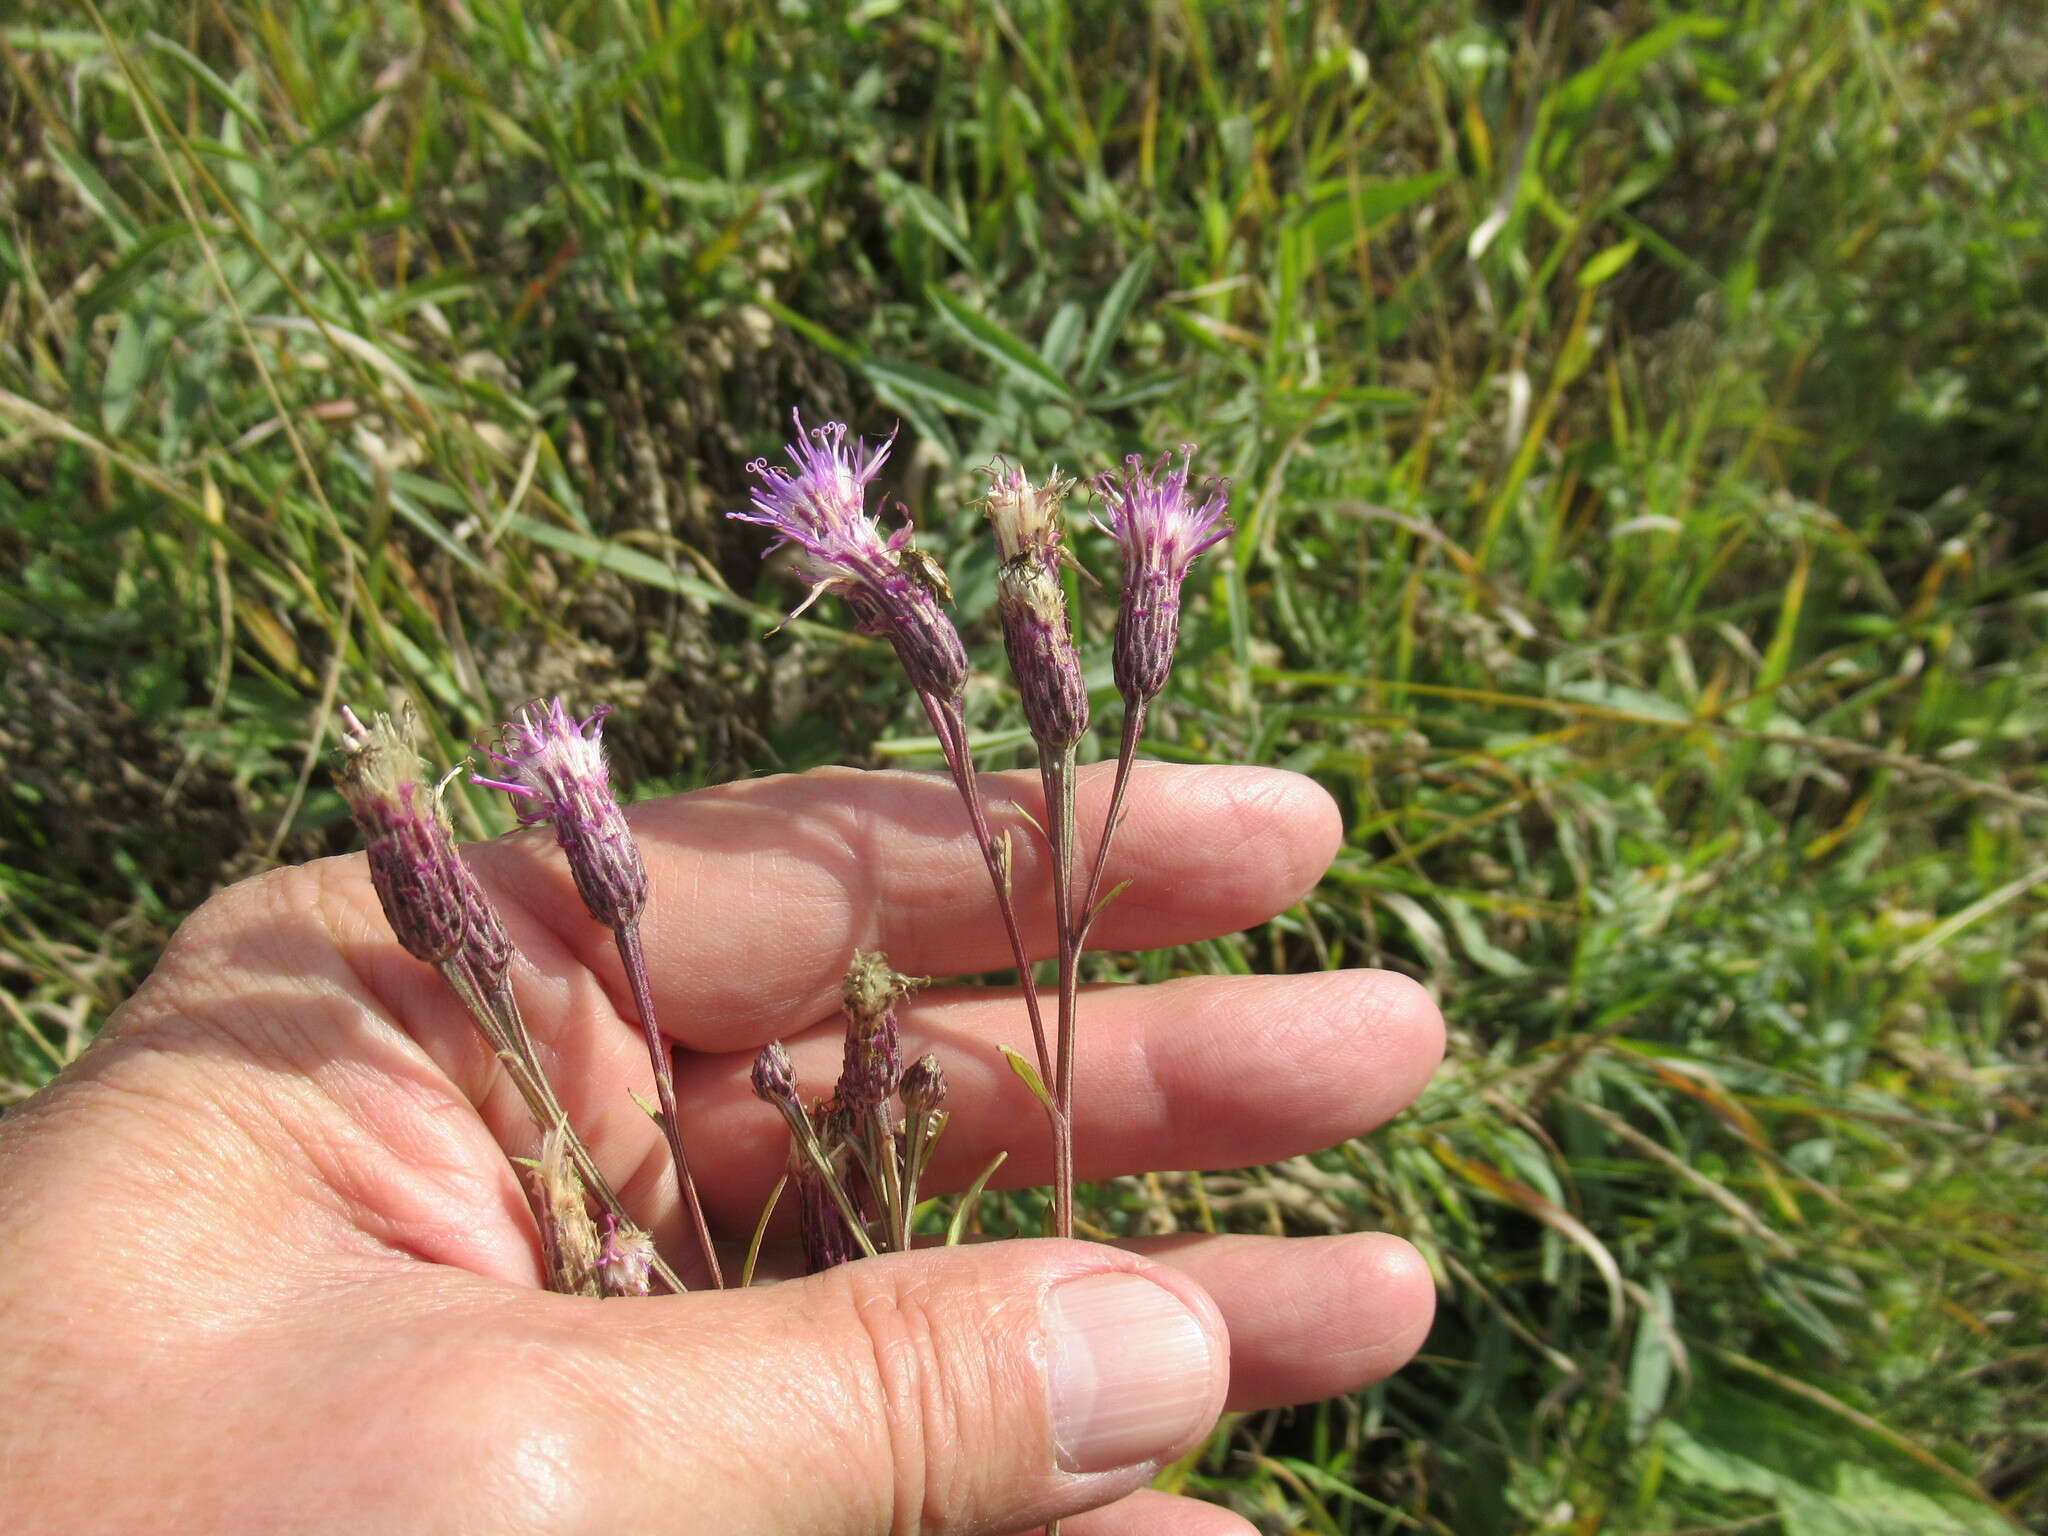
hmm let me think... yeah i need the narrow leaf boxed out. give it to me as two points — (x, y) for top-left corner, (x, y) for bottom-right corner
(999, 1045), (1057, 1116)
(1077, 250), (1155, 392)
(944, 1152), (1008, 1246)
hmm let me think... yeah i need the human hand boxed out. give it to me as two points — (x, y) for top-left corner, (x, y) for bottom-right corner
(0, 763), (1442, 1535)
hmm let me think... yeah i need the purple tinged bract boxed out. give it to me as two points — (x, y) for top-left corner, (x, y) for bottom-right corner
(473, 698), (647, 931)
(1092, 446), (1233, 705)
(731, 411), (968, 707)
(335, 704), (470, 966)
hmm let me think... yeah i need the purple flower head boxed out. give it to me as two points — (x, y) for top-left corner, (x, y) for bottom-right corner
(1091, 445), (1233, 705)
(473, 698), (647, 931)
(731, 411), (968, 707)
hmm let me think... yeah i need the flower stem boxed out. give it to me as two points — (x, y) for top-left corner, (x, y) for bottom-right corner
(919, 692), (1055, 1089)
(1078, 701), (1149, 945)
(1043, 744), (1080, 1241)
(615, 921), (725, 1289)
(439, 959), (688, 1295)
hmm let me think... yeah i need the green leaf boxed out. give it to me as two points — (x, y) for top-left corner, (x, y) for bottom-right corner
(1077, 249), (1154, 392)
(100, 313), (151, 436)
(861, 356), (1003, 423)
(944, 1151), (1007, 1247)
(926, 286), (1073, 401)
(877, 170), (978, 272)
(1576, 237), (1641, 290)
(998, 1044), (1057, 1116)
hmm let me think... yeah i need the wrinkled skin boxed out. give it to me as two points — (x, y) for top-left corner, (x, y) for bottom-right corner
(0, 763), (1442, 1535)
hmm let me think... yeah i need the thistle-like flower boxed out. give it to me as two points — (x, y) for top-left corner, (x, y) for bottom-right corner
(473, 699), (647, 931)
(334, 705), (469, 965)
(1092, 446), (1233, 706)
(837, 951), (919, 1112)
(731, 411), (968, 708)
(474, 697), (724, 1289)
(984, 464), (1088, 753)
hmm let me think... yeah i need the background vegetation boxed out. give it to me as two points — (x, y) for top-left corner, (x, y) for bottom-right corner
(4, 0), (2044, 1529)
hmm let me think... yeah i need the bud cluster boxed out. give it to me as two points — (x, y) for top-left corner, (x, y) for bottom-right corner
(746, 951), (948, 1271)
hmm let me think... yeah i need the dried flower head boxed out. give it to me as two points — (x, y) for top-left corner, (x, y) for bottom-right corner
(983, 461), (1075, 563)
(473, 699), (647, 931)
(1092, 446), (1233, 705)
(837, 951), (919, 1112)
(533, 1127), (602, 1296)
(334, 705), (469, 965)
(983, 464), (1090, 752)
(595, 1213), (658, 1298)
(731, 411), (968, 706)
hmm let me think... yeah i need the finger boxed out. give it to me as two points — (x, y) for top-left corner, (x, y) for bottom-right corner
(466, 760), (1341, 1048)
(1022, 1488), (1259, 1535)
(1127, 1233), (1437, 1410)
(677, 969), (1445, 1228)
(510, 1239), (1231, 1536)
(749, 1231), (1435, 1416)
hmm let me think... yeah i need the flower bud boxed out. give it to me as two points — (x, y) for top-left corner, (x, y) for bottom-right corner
(751, 1041), (799, 1111)
(899, 1053), (947, 1117)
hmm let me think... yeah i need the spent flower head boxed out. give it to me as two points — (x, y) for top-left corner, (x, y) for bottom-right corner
(731, 411), (967, 706)
(1092, 446), (1234, 705)
(533, 1128), (602, 1296)
(596, 1214), (658, 1298)
(837, 951), (920, 1112)
(335, 704), (469, 965)
(985, 464), (1089, 752)
(983, 460), (1075, 564)
(473, 698), (647, 931)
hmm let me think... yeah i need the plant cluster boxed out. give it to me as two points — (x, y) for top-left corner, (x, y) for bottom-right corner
(331, 416), (1230, 1294)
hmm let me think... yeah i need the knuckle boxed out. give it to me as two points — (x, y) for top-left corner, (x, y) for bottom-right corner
(827, 1262), (1010, 1536)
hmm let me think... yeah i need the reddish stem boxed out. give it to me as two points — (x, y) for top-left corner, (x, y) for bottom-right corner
(616, 921), (725, 1289)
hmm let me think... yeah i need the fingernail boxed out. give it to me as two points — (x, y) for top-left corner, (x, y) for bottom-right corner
(1043, 1272), (1221, 1474)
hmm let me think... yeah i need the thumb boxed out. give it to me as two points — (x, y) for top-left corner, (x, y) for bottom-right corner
(541, 1239), (1229, 1535)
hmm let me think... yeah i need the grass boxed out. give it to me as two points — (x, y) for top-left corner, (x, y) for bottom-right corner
(4, 0), (2045, 1528)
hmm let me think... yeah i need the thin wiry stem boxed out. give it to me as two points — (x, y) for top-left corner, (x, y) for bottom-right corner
(615, 921), (725, 1289)
(440, 958), (688, 1295)
(919, 692), (1055, 1088)
(1043, 744), (1080, 1241)
(1078, 701), (1149, 945)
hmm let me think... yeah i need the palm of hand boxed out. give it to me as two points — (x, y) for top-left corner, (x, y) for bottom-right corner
(0, 764), (1440, 1536)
